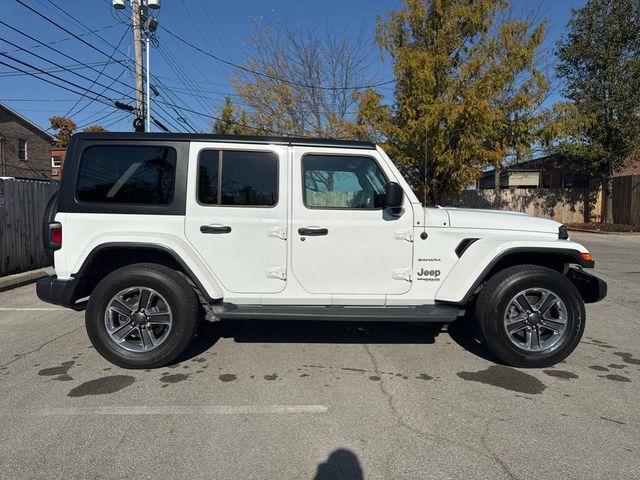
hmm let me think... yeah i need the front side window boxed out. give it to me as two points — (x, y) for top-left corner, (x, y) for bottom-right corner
(198, 150), (278, 207)
(77, 145), (176, 204)
(18, 139), (27, 160)
(303, 154), (387, 209)
(52, 155), (62, 167)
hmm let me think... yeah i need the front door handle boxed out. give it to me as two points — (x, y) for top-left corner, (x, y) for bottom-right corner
(298, 227), (328, 236)
(200, 224), (232, 234)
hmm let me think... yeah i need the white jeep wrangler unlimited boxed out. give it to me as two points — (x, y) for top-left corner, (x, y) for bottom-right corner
(37, 133), (607, 369)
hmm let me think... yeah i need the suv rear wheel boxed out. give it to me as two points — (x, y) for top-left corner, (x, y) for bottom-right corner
(86, 263), (199, 369)
(475, 265), (585, 368)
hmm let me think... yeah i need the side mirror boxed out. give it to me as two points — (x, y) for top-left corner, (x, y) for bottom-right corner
(385, 182), (404, 215)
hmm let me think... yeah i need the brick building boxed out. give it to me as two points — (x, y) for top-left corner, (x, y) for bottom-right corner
(50, 147), (67, 180)
(0, 103), (53, 178)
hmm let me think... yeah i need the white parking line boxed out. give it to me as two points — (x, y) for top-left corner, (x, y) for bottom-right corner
(7, 405), (330, 416)
(0, 307), (66, 311)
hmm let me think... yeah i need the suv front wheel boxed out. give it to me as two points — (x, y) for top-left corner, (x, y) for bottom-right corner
(475, 265), (585, 368)
(86, 263), (199, 369)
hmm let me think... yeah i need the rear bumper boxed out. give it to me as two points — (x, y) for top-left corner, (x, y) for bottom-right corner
(36, 275), (82, 309)
(568, 268), (607, 303)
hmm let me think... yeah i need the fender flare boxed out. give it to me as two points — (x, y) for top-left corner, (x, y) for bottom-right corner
(438, 246), (594, 305)
(73, 242), (223, 302)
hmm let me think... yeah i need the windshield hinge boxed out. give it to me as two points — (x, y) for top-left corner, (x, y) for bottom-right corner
(392, 268), (412, 282)
(393, 229), (413, 242)
(266, 266), (287, 281)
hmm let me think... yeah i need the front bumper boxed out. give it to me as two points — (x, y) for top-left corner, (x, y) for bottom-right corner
(568, 268), (607, 303)
(36, 275), (82, 310)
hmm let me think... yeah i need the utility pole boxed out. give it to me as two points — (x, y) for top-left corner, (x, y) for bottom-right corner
(145, 35), (151, 132)
(113, 0), (159, 132)
(131, 0), (145, 131)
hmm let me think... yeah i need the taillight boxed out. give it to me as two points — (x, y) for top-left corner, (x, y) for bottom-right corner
(47, 222), (62, 250)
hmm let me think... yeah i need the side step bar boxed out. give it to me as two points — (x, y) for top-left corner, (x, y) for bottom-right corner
(212, 304), (461, 322)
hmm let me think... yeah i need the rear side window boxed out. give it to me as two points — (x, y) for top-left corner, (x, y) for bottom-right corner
(77, 145), (176, 204)
(198, 150), (278, 207)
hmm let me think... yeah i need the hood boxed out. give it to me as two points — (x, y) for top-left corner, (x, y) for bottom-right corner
(441, 207), (562, 234)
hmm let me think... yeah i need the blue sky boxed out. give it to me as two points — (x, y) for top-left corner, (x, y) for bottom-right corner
(0, 0), (585, 133)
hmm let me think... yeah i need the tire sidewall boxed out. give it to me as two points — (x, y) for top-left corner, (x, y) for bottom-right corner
(479, 267), (585, 367)
(86, 265), (198, 368)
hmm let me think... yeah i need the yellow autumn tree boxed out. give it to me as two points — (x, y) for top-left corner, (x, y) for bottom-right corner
(359, 0), (549, 203)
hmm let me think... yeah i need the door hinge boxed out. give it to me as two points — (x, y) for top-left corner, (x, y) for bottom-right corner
(394, 229), (413, 242)
(267, 226), (287, 241)
(392, 268), (412, 282)
(266, 266), (287, 281)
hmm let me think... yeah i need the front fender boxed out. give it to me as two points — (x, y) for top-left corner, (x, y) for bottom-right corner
(435, 237), (591, 304)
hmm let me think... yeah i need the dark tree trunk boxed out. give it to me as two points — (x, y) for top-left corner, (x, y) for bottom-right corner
(494, 166), (501, 208)
(601, 175), (614, 224)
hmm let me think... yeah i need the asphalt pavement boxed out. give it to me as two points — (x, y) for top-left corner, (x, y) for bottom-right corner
(0, 232), (638, 480)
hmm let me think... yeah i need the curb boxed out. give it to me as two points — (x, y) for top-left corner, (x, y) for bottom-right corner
(568, 228), (640, 236)
(0, 268), (52, 292)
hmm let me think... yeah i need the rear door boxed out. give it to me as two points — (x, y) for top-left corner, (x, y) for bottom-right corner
(184, 142), (288, 294)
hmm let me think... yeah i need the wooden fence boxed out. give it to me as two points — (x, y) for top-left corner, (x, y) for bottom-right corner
(445, 188), (602, 224)
(613, 175), (640, 226)
(0, 178), (58, 276)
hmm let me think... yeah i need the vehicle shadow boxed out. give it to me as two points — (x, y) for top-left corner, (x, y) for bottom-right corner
(174, 316), (501, 365)
(446, 318), (504, 364)
(313, 449), (364, 480)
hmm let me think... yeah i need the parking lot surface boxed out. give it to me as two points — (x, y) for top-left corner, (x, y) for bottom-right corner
(0, 232), (639, 480)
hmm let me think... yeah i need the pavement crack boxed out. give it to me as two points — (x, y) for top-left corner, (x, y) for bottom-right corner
(361, 343), (423, 438)
(359, 341), (520, 480)
(480, 418), (520, 480)
(0, 326), (82, 368)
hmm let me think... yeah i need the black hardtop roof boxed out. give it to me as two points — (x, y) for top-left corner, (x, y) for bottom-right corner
(71, 132), (376, 150)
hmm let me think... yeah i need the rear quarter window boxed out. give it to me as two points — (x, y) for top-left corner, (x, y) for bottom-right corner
(76, 145), (177, 204)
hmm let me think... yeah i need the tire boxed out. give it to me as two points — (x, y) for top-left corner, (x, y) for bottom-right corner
(85, 263), (200, 369)
(475, 265), (585, 368)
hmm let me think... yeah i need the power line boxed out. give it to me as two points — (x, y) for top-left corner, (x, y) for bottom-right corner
(15, 0), (133, 66)
(76, 109), (122, 130)
(161, 26), (395, 91)
(0, 98), (87, 102)
(62, 25), (131, 118)
(14, 0), (209, 133)
(67, 67), (129, 122)
(0, 23), (119, 55)
(0, 59), (120, 78)
(0, 21), (134, 98)
(0, 36), (137, 105)
(196, 0), (232, 59)
(2, 15), (183, 133)
(155, 43), (212, 129)
(0, 55), (123, 108)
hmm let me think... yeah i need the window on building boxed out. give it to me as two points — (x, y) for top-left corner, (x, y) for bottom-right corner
(302, 154), (388, 209)
(52, 155), (62, 167)
(198, 150), (278, 207)
(77, 145), (177, 204)
(18, 139), (27, 160)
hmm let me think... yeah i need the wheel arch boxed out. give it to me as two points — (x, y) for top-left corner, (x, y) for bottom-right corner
(71, 242), (221, 303)
(436, 246), (594, 305)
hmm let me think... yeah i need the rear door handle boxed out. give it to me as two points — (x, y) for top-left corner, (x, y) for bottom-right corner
(200, 224), (232, 234)
(298, 227), (328, 236)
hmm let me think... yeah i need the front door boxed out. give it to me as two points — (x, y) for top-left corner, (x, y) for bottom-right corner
(291, 148), (414, 296)
(185, 143), (288, 294)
